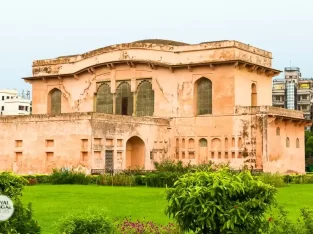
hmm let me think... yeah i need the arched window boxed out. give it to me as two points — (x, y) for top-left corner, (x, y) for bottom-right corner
(238, 137), (242, 148)
(96, 83), (113, 114)
(276, 127), (280, 136)
(116, 82), (133, 115)
(286, 137), (290, 148)
(188, 138), (195, 148)
(136, 80), (154, 116)
(196, 77), (212, 115)
(296, 138), (300, 148)
(251, 83), (257, 106)
(48, 88), (61, 114)
(199, 138), (208, 147)
(182, 138), (185, 148)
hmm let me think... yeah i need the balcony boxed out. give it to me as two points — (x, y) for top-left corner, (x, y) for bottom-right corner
(273, 100), (284, 105)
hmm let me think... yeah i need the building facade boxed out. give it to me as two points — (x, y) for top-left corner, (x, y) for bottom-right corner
(0, 89), (32, 115)
(272, 67), (313, 131)
(0, 40), (310, 174)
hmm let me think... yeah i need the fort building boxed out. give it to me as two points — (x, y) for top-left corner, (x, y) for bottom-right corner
(0, 39), (310, 174)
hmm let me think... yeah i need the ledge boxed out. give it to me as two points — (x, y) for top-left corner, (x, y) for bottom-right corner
(0, 112), (170, 125)
(234, 106), (305, 119)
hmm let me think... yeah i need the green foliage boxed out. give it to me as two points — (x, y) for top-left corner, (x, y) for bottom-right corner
(99, 173), (136, 186)
(165, 169), (277, 234)
(154, 159), (215, 173)
(267, 206), (313, 234)
(59, 208), (115, 234)
(258, 173), (285, 187)
(283, 174), (313, 184)
(50, 168), (90, 185)
(116, 217), (181, 233)
(0, 172), (40, 234)
(145, 172), (183, 188)
(22, 174), (51, 185)
(305, 131), (313, 158)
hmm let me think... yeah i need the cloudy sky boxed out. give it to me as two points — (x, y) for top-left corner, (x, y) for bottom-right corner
(0, 0), (312, 93)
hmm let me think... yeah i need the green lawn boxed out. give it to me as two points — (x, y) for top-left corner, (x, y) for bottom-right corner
(22, 184), (313, 234)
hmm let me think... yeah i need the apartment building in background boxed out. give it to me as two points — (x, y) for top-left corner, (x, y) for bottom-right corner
(0, 89), (32, 115)
(272, 67), (313, 131)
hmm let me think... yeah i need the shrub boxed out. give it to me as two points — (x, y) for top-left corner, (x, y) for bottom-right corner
(116, 217), (180, 233)
(59, 208), (115, 234)
(145, 172), (182, 187)
(99, 173), (136, 186)
(86, 175), (101, 184)
(267, 206), (313, 234)
(0, 172), (40, 234)
(165, 169), (277, 234)
(50, 168), (89, 185)
(258, 173), (285, 187)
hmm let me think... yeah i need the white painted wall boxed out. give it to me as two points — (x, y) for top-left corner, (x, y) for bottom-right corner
(0, 89), (31, 115)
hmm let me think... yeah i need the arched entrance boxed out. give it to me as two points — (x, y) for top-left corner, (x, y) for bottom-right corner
(126, 136), (145, 169)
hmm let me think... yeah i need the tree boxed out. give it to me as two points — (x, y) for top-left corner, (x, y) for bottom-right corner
(0, 172), (40, 234)
(165, 169), (277, 234)
(305, 131), (313, 158)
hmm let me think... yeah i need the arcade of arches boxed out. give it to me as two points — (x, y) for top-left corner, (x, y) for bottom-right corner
(126, 136), (145, 169)
(47, 78), (215, 117)
(96, 80), (155, 116)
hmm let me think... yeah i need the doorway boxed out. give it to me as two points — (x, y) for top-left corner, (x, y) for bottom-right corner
(122, 97), (128, 115)
(126, 136), (145, 169)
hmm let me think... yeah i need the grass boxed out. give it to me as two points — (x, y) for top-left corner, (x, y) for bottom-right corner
(22, 184), (313, 234)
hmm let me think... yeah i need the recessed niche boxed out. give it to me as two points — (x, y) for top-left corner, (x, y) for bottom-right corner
(46, 140), (54, 147)
(15, 140), (23, 147)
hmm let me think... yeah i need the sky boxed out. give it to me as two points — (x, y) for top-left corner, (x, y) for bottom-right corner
(0, 0), (312, 93)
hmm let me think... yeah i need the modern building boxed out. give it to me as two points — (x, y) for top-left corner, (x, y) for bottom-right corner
(0, 89), (32, 115)
(0, 39), (310, 174)
(272, 67), (313, 131)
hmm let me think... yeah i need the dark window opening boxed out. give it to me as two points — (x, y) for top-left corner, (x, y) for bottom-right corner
(122, 97), (128, 115)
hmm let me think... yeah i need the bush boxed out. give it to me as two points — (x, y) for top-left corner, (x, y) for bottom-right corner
(145, 172), (182, 187)
(116, 217), (180, 233)
(50, 168), (89, 185)
(99, 173), (136, 186)
(258, 173), (285, 187)
(59, 208), (115, 234)
(165, 169), (277, 234)
(0, 172), (40, 234)
(267, 206), (313, 234)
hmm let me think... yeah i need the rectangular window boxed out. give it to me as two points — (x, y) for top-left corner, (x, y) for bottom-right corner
(25, 106), (28, 111)
(6, 96), (9, 99)
(1, 106), (4, 111)
(18, 105), (24, 110)
(1, 96), (3, 100)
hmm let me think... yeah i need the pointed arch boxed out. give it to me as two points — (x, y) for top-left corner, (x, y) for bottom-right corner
(195, 77), (212, 115)
(136, 80), (154, 116)
(251, 83), (257, 106)
(116, 82), (133, 115)
(199, 138), (208, 147)
(276, 127), (280, 136)
(96, 83), (113, 114)
(48, 88), (61, 114)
